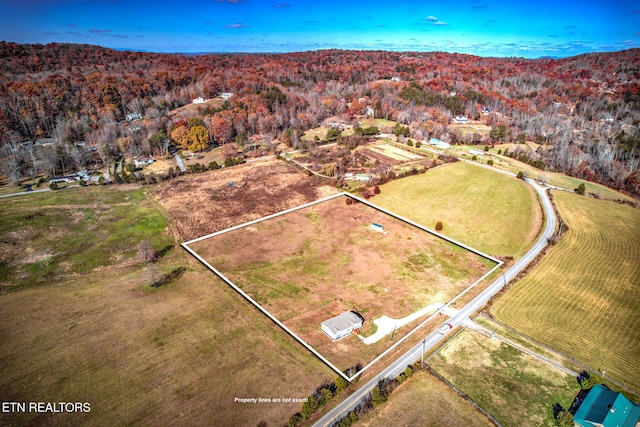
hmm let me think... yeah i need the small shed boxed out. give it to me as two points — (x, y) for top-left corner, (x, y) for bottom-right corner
(321, 311), (364, 341)
(370, 223), (384, 232)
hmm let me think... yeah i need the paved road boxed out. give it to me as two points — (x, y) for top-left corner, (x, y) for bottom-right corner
(174, 153), (186, 172)
(313, 178), (557, 427)
(0, 188), (50, 198)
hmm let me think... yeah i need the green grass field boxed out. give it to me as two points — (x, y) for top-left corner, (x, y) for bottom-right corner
(491, 191), (640, 391)
(0, 185), (332, 426)
(0, 186), (174, 290)
(373, 161), (542, 258)
(429, 329), (579, 427)
(449, 144), (634, 202)
(357, 369), (494, 427)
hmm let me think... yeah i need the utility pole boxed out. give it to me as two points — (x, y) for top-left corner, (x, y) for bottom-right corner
(421, 337), (426, 366)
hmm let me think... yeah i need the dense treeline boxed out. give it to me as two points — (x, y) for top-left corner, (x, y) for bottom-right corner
(0, 42), (638, 196)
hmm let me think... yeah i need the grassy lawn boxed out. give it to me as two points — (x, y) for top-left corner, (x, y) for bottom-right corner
(373, 161), (542, 258)
(450, 144), (634, 202)
(0, 186), (174, 290)
(0, 185), (332, 426)
(357, 369), (494, 427)
(491, 191), (640, 391)
(301, 125), (355, 141)
(429, 329), (579, 427)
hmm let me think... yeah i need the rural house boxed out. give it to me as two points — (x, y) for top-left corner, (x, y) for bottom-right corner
(454, 115), (469, 124)
(321, 311), (364, 341)
(573, 384), (640, 427)
(134, 157), (155, 168)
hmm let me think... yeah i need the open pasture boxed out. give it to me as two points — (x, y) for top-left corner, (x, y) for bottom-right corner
(429, 329), (579, 427)
(357, 369), (494, 427)
(186, 194), (498, 373)
(0, 185), (174, 290)
(491, 191), (640, 391)
(373, 161), (542, 258)
(0, 185), (331, 427)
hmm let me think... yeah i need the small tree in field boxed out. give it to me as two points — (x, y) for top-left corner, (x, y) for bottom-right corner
(435, 221), (443, 231)
(576, 183), (586, 195)
(335, 375), (349, 392)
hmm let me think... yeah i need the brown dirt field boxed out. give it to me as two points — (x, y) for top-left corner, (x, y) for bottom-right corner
(188, 195), (496, 371)
(368, 144), (424, 162)
(150, 159), (339, 241)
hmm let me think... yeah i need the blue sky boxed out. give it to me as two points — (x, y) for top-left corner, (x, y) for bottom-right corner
(1, 0), (639, 58)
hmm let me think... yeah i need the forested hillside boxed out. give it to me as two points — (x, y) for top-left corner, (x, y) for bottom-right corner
(1, 42), (638, 195)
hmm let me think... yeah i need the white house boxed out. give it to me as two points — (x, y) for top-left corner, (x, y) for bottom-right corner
(126, 112), (142, 121)
(134, 157), (155, 168)
(453, 115), (469, 124)
(364, 106), (374, 116)
(220, 92), (234, 100)
(321, 311), (364, 341)
(192, 97), (206, 104)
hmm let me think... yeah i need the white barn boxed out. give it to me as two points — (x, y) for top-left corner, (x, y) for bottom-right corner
(321, 311), (364, 341)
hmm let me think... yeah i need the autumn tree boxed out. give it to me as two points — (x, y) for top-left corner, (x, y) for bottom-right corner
(171, 125), (189, 150)
(117, 136), (133, 157)
(210, 116), (233, 145)
(187, 125), (209, 152)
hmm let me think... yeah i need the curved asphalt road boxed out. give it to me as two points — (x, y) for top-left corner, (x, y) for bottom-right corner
(313, 177), (557, 427)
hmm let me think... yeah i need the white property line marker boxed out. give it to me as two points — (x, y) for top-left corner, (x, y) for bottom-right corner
(183, 192), (502, 382)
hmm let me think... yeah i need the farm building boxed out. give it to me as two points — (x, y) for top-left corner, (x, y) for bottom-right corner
(370, 223), (384, 232)
(321, 311), (364, 341)
(469, 148), (485, 156)
(429, 137), (450, 149)
(573, 384), (640, 427)
(192, 97), (206, 104)
(453, 115), (469, 124)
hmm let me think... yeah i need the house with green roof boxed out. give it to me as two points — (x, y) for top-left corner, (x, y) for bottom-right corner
(573, 384), (640, 427)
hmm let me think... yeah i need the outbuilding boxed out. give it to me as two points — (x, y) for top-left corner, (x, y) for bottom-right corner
(321, 311), (364, 341)
(370, 223), (384, 232)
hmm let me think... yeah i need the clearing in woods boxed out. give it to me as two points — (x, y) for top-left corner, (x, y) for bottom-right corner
(491, 191), (640, 391)
(185, 193), (499, 375)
